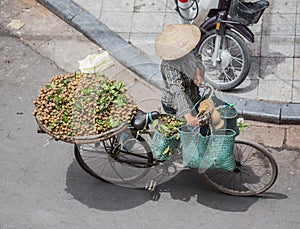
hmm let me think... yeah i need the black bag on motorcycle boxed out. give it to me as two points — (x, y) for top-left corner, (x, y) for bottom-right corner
(229, 0), (270, 26)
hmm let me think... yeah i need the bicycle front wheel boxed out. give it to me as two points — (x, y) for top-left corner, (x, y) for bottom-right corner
(202, 139), (278, 196)
(74, 134), (153, 186)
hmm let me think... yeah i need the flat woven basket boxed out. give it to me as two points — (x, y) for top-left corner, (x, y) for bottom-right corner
(34, 73), (137, 144)
(35, 115), (128, 144)
(180, 126), (236, 171)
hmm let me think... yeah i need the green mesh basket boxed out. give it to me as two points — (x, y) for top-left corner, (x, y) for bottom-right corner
(180, 126), (236, 171)
(151, 128), (180, 160)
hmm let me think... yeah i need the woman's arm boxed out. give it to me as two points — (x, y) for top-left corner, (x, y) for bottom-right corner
(193, 51), (205, 86)
(184, 113), (199, 126)
(194, 67), (204, 86)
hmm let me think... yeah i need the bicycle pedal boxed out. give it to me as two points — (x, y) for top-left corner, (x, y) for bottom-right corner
(150, 191), (161, 201)
(145, 179), (156, 192)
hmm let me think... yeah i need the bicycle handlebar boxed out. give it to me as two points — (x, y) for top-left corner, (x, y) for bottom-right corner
(196, 82), (215, 125)
(197, 111), (211, 127)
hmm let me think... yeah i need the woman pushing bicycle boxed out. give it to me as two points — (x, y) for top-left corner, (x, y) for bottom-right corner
(155, 24), (205, 127)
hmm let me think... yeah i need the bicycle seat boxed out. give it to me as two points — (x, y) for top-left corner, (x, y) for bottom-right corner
(131, 110), (160, 130)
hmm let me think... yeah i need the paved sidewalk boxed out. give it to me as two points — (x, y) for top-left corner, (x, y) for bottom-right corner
(1, 0), (300, 150)
(35, 0), (300, 124)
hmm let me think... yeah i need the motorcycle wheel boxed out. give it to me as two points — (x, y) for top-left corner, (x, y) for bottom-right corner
(197, 30), (251, 91)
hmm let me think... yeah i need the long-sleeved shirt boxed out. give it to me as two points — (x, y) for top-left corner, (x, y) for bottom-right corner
(161, 51), (205, 117)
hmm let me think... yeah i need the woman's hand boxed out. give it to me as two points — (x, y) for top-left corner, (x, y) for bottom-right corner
(194, 67), (204, 86)
(184, 113), (199, 126)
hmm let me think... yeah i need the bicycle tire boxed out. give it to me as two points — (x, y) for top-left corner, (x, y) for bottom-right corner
(202, 139), (278, 196)
(197, 30), (251, 91)
(74, 134), (153, 185)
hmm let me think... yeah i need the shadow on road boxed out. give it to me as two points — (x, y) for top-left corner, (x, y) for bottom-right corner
(65, 161), (287, 212)
(152, 169), (287, 212)
(65, 160), (153, 211)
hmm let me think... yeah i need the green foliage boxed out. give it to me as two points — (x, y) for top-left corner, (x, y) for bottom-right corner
(237, 122), (250, 132)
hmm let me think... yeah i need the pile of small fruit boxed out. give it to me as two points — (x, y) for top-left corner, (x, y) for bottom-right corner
(153, 115), (184, 138)
(33, 72), (137, 141)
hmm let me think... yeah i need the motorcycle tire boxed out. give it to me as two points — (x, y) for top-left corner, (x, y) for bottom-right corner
(197, 30), (251, 91)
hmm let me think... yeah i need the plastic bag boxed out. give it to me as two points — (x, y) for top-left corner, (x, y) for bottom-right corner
(78, 51), (114, 73)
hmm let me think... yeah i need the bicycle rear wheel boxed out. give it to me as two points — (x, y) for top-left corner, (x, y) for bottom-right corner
(202, 139), (278, 196)
(74, 133), (153, 185)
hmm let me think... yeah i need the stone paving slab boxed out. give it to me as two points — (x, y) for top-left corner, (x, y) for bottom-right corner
(266, 0), (298, 14)
(37, 28), (101, 72)
(262, 13), (296, 36)
(281, 104), (300, 124)
(296, 37), (300, 57)
(261, 36), (295, 58)
(286, 126), (300, 150)
(100, 11), (132, 33)
(41, 0), (83, 21)
(237, 124), (286, 149)
(260, 57), (294, 80)
(0, 0), (38, 23)
(257, 79), (293, 103)
(74, 0), (102, 18)
(237, 120), (299, 150)
(5, 5), (65, 48)
(229, 79), (259, 99)
(297, 14), (300, 36)
(102, 0), (134, 12)
(293, 81), (300, 104)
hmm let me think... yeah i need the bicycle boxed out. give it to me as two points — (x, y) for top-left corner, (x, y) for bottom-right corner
(73, 83), (278, 197)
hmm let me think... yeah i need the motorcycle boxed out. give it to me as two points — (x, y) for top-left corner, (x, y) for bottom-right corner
(174, 0), (270, 91)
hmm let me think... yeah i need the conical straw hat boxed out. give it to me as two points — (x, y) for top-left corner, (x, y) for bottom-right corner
(155, 24), (201, 60)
